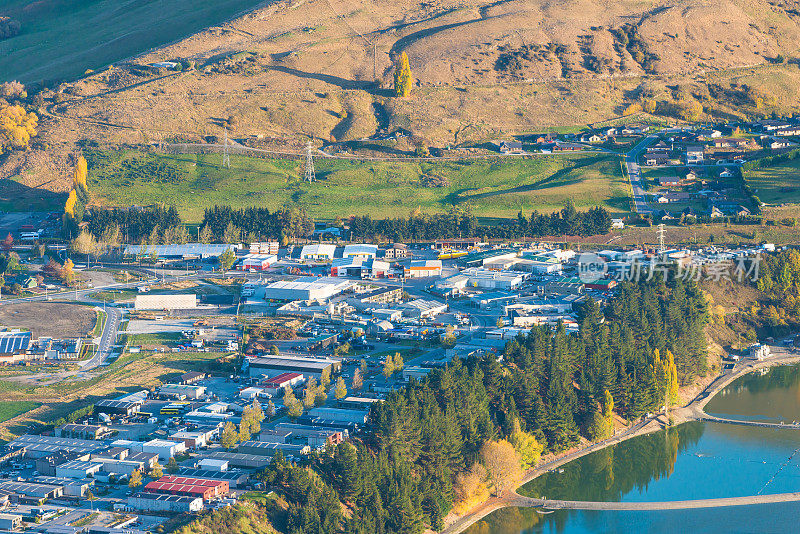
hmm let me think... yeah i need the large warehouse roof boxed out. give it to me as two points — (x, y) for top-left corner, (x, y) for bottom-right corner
(263, 277), (351, 301)
(134, 294), (198, 310)
(300, 244), (337, 258)
(343, 244), (378, 257)
(123, 243), (236, 258)
(248, 356), (339, 373)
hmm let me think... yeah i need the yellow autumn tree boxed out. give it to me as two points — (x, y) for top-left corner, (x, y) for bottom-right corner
(664, 349), (680, 407)
(393, 52), (413, 97)
(64, 189), (77, 218)
(73, 156), (88, 190)
(0, 105), (38, 153)
(510, 419), (543, 470)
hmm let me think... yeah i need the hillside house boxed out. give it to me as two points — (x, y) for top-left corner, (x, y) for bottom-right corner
(685, 146), (705, 164)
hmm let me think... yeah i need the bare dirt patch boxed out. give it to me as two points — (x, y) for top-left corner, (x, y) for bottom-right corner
(0, 302), (96, 338)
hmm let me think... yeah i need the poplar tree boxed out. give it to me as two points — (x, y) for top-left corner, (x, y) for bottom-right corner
(393, 52), (413, 97)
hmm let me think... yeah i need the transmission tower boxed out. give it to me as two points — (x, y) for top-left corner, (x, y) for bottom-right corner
(304, 141), (315, 182)
(222, 128), (231, 168)
(657, 223), (666, 254)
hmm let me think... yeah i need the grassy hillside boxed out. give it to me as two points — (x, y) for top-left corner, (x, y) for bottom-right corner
(0, 0), (264, 85)
(0, 401), (40, 424)
(87, 150), (629, 222)
(744, 159), (800, 205)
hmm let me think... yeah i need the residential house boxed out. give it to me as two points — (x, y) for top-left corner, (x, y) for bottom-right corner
(621, 124), (650, 135)
(685, 146), (705, 164)
(695, 129), (722, 140)
(645, 152), (669, 166)
(773, 125), (800, 137)
(719, 168), (735, 178)
(495, 141), (524, 154)
(646, 141), (670, 153)
(770, 139), (795, 150)
(712, 137), (751, 149)
(658, 176), (681, 187)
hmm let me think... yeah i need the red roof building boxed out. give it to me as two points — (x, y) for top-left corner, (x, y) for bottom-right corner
(262, 372), (304, 389)
(146, 476), (229, 500)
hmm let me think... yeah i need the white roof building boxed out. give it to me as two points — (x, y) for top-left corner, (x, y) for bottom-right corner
(239, 254), (277, 270)
(343, 244), (378, 259)
(134, 294), (197, 310)
(300, 244), (337, 261)
(263, 277), (352, 301)
(142, 439), (186, 460)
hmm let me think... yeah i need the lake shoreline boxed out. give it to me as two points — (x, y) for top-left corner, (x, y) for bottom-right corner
(439, 350), (800, 534)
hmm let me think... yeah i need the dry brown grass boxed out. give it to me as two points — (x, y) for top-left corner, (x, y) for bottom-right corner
(11, 0), (800, 193)
(0, 302), (96, 339)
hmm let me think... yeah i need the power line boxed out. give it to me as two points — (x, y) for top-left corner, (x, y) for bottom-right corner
(222, 128), (231, 168)
(304, 141), (315, 182)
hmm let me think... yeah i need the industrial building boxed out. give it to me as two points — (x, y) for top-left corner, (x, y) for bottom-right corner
(134, 294), (198, 310)
(263, 277), (351, 301)
(404, 259), (442, 278)
(398, 299), (448, 319)
(249, 241), (279, 254)
(236, 441), (311, 457)
(8, 435), (104, 458)
(123, 243), (237, 260)
(32, 476), (91, 497)
(95, 399), (142, 417)
(238, 254), (277, 271)
(197, 459), (228, 472)
(0, 480), (63, 501)
(142, 439), (187, 460)
(273, 423), (346, 447)
(203, 451), (271, 469)
(434, 238), (481, 250)
(343, 244), (378, 259)
(262, 372), (304, 390)
(55, 423), (112, 440)
(246, 356), (341, 379)
(128, 492), (204, 513)
(351, 287), (403, 306)
(169, 430), (211, 449)
(0, 513), (22, 530)
(145, 477), (228, 500)
(158, 383), (206, 400)
(0, 331), (31, 364)
(460, 248), (518, 268)
(176, 467), (249, 488)
(383, 244), (409, 259)
(300, 244), (337, 262)
(55, 460), (104, 479)
(35, 451), (83, 477)
(402, 366), (433, 382)
(308, 407), (369, 425)
(459, 267), (526, 290)
(256, 429), (292, 444)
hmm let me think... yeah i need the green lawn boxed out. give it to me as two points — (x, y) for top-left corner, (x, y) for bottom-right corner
(92, 310), (106, 338)
(127, 332), (184, 345)
(745, 159), (800, 204)
(0, 401), (41, 423)
(87, 150), (630, 222)
(87, 289), (138, 302)
(0, 0), (263, 85)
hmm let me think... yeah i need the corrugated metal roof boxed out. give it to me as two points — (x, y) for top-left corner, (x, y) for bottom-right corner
(0, 332), (31, 354)
(123, 244), (236, 257)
